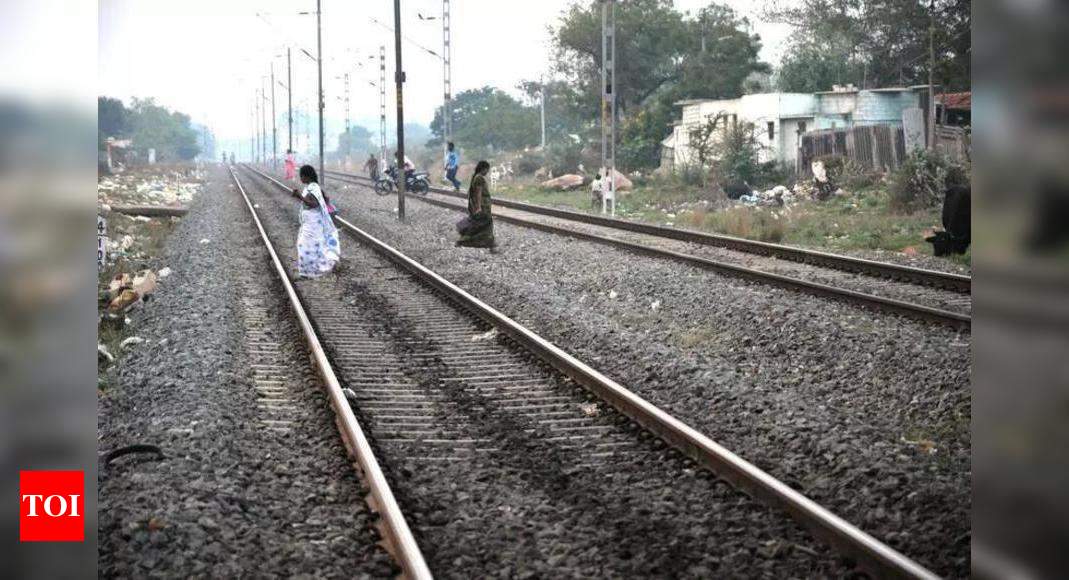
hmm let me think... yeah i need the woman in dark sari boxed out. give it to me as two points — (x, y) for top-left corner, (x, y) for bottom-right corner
(456, 160), (495, 248)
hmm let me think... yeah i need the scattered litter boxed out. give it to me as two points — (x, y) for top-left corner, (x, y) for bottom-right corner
(199, 238), (211, 244)
(608, 290), (618, 299)
(578, 294), (587, 303)
(471, 328), (499, 342)
(253, 204), (260, 208)
(134, 216), (152, 222)
(157, 267), (172, 278)
(650, 300), (661, 311)
(120, 336), (144, 348)
(107, 269), (159, 312)
(109, 289), (141, 312)
(580, 402), (600, 417)
(131, 270), (157, 296)
(98, 344), (114, 363)
(343, 388), (359, 403)
(901, 436), (938, 455)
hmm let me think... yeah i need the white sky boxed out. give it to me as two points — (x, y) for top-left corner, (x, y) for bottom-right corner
(98, 0), (790, 148)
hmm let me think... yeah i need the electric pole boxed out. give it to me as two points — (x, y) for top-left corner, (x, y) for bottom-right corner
(540, 76), (547, 150)
(442, 0), (453, 160)
(254, 91), (259, 163)
(316, 0), (325, 186)
(261, 78), (268, 164)
(287, 48), (293, 154)
(380, 45), (387, 171)
(394, 0), (406, 221)
(344, 72), (351, 166)
(600, 0), (616, 216)
(271, 63), (277, 168)
(927, 0), (936, 152)
(251, 101), (256, 163)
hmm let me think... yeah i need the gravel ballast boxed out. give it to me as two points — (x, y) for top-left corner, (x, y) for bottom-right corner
(322, 177), (971, 578)
(97, 166), (396, 577)
(238, 168), (865, 577)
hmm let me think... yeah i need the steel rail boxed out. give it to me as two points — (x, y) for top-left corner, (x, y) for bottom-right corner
(228, 166), (433, 580)
(321, 169), (969, 329)
(326, 169), (971, 293)
(246, 164), (941, 580)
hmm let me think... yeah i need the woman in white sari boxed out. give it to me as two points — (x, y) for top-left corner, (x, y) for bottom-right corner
(291, 165), (340, 278)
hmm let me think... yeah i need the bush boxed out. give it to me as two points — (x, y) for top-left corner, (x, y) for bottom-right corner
(514, 150), (545, 175)
(890, 150), (968, 212)
(702, 206), (786, 243)
(812, 154), (880, 191)
(545, 141), (583, 176)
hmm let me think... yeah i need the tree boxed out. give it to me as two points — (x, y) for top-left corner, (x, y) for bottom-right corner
(119, 98), (201, 162)
(98, 97), (128, 141)
(776, 42), (864, 93)
(548, 1), (769, 170)
(337, 125), (374, 157)
(429, 87), (539, 154)
(765, 0), (971, 91)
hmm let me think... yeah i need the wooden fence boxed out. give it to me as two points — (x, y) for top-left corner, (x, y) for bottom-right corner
(798, 123), (970, 174)
(798, 124), (907, 174)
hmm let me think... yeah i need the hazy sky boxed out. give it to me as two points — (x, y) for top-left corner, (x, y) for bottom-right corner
(98, 0), (790, 148)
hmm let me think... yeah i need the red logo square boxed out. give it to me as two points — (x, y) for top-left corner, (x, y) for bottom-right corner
(19, 470), (85, 542)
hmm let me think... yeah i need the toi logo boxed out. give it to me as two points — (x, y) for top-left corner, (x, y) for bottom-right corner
(19, 470), (85, 542)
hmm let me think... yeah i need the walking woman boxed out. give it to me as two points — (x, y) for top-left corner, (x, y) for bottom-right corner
(284, 150), (297, 181)
(291, 165), (340, 278)
(456, 160), (495, 248)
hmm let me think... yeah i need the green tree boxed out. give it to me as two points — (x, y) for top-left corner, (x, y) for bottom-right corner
(765, 0), (970, 91)
(127, 98), (201, 161)
(98, 97), (128, 144)
(337, 125), (374, 157)
(549, 1), (768, 170)
(429, 87), (539, 154)
(775, 42), (864, 92)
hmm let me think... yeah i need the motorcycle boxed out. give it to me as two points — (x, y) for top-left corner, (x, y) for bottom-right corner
(377, 166), (430, 195)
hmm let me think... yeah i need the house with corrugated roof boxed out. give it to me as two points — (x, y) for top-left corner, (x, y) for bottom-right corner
(660, 85), (934, 172)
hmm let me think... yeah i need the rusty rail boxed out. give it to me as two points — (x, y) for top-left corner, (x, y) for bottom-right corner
(326, 169), (970, 293)
(246, 164), (941, 580)
(323, 169), (969, 329)
(228, 166), (432, 580)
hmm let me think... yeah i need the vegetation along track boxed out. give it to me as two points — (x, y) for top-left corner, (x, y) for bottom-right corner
(326, 169), (970, 329)
(236, 164), (940, 578)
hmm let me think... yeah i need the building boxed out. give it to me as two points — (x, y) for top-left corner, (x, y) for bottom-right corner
(937, 91), (971, 127)
(660, 85), (932, 172)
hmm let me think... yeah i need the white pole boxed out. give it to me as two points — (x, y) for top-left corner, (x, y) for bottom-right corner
(442, 0), (453, 160)
(601, 0), (616, 216)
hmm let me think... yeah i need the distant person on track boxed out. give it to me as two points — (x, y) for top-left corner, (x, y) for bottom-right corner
(445, 142), (461, 191)
(591, 172), (604, 210)
(284, 150), (297, 181)
(455, 160), (495, 248)
(365, 154), (380, 181)
(291, 165), (341, 279)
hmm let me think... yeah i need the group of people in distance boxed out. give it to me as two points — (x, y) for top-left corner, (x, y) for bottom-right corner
(283, 142), (495, 281)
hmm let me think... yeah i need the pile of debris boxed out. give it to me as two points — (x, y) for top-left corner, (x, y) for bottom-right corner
(738, 185), (797, 207)
(98, 169), (203, 208)
(105, 269), (164, 313)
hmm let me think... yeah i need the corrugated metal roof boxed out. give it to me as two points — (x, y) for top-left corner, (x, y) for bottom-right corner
(939, 92), (972, 110)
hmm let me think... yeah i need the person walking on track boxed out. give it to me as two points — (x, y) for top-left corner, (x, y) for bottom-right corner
(445, 141), (461, 191)
(291, 165), (340, 278)
(455, 160), (495, 248)
(284, 150), (297, 181)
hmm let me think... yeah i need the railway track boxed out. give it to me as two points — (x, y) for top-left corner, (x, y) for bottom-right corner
(324, 169), (970, 330)
(233, 164), (941, 578)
